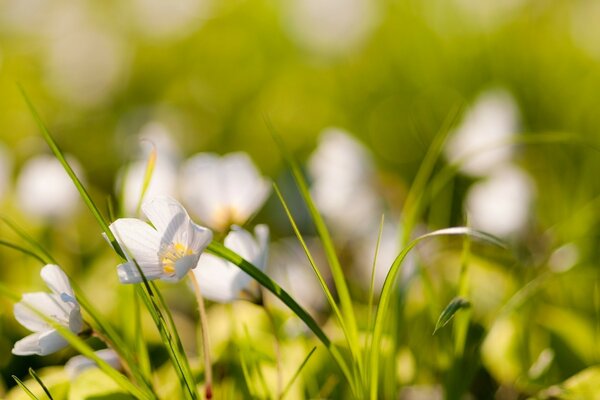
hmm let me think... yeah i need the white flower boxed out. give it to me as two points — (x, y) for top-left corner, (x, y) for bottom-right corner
(282, 0), (379, 57)
(109, 196), (213, 284)
(445, 89), (520, 177)
(16, 154), (82, 220)
(180, 152), (271, 231)
(466, 166), (534, 237)
(12, 264), (83, 356)
(308, 128), (381, 237)
(193, 225), (269, 303)
(65, 348), (121, 379)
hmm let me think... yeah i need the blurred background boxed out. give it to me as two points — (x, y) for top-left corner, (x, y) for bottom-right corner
(1, 0), (600, 398)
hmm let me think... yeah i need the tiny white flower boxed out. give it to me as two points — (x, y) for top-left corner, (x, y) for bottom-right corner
(109, 196), (213, 284)
(180, 152), (271, 231)
(466, 165), (534, 238)
(16, 154), (82, 220)
(193, 225), (269, 303)
(65, 348), (121, 379)
(445, 89), (520, 177)
(12, 264), (83, 356)
(308, 128), (381, 237)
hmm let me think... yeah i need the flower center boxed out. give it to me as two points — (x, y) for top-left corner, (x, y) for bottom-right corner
(159, 242), (194, 275)
(213, 206), (244, 231)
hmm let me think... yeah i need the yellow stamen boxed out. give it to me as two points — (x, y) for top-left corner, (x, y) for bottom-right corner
(159, 242), (194, 275)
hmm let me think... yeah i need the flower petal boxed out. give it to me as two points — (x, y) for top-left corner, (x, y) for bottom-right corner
(12, 331), (44, 355)
(109, 218), (161, 266)
(194, 253), (247, 303)
(16, 293), (73, 329)
(37, 329), (70, 355)
(65, 348), (121, 379)
(117, 261), (163, 284)
(40, 264), (75, 299)
(180, 153), (224, 226)
(142, 196), (191, 245)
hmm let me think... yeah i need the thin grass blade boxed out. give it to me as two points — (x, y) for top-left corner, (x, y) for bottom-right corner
(28, 368), (53, 400)
(12, 375), (39, 400)
(281, 347), (316, 400)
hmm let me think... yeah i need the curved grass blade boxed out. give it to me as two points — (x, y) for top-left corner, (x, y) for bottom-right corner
(273, 184), (356, 360)
(206, 241), (357, 396)
(369, 227), (506, 400)
(12, 375), (39, 400)
(268, 124), (361, 385)
(29, 368), (53, 400)
(433, 297), (471, 335)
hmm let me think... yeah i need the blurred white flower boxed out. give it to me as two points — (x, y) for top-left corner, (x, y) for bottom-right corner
(548, 243), (579, 273)
(109, 196), (213, 284)
(118, 123), (180, 216)
(0, 142), (13, 202)
(16, 154), (81, 220)
(452, 0), (526, 31)
(0, 0), (53, 34)
(466, 166), (534, 238)
(308, 128), (381, 237)
(65, 348), (121, 379)
(445, 89), (520, 177)
(283, 0), (379, 57)
(180, 152), (271, 231)
(43, 5), (127, 107)
(12, 264), (83, 356)
(129, 0), (212, 40)
(194, 225), (269, 303)
(267, 238), (328, 313)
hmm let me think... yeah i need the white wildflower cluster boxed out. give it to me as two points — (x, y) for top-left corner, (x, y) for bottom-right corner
(444, 89), (535, 238)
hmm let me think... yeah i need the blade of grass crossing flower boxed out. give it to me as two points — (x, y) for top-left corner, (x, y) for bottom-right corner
(273, 185), (356, 358)
(268, 127), (361, 381)
(12, 376), (39, 400)
(29, 368), (53, 400)
(0, 282), (153, 399)
(206, 241), (357, 396)
(369, 227), (506, 400)
(280, 346), (317, 400)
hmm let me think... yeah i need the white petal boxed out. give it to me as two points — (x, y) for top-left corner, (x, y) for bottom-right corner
(187, 223), (213, 255)
(37, 329), (70, 355)
(180, 153), (224, 225)
(142, 196), (191, 245)
(65, 348), (120, 379)
(13, 300), (50, 332)
(171, 254), (200, 281)
(40, 264), (75, 299)
(225, 226), (258, 262)
(17, 293), (73, 328)
(194, 253), (246, 303)
(222, 153), (271, 219)
(12, 332), (44, 355)
(254, 224), (270, 272)
(109, 218), (161, 266)
(117, 261), (163, 284)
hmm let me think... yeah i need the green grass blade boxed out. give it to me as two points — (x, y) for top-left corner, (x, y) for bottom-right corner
(433, 297), (471, 335)
(0, 283), (152, 399)
(28, 368), (53, 400)
(273, 185), (356, 355)
(0, 239), (47, 265)
(268, 126), (361, 383)
(12, 376), (39, 400)
(0, 217), (57, 264)
(18, 86), (121, 254)
(280, 347), (316, 400)
(368, 227), (506, 400)
(206, 241), (357, 395)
